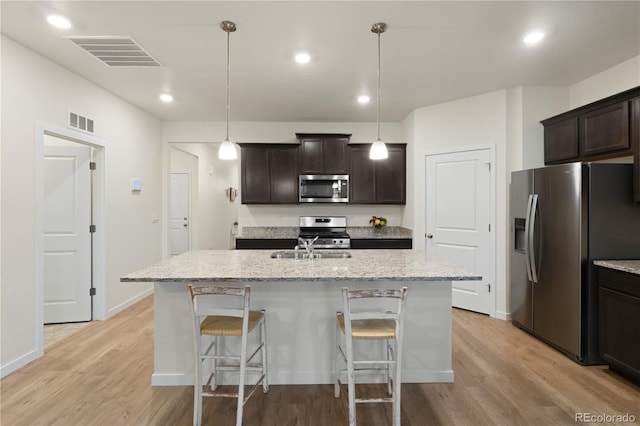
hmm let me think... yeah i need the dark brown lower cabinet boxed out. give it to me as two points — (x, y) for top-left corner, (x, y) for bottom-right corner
(350, 239), (412, 249)
(235, 239), (298, 250)
(632, 97), (640, 202)
(598, 266), (640, 384)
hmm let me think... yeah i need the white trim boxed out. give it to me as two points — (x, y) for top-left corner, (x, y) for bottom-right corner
(107, 289), (153, 318)
(0, 348), (42, 378)
(150, 370), (454, 387)
(152, 373), (194, 386)
(422, 144), (497, 318)
(494, 310), (512, 321)
(34, 123), (107, 362)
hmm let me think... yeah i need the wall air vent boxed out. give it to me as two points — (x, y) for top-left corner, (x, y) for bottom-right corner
(64, 36), (161, 67)
(68, 110), (95, 135)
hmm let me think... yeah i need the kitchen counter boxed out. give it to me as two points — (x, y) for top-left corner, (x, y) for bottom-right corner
(234, 226), (412, 240)
(594, 260), (640, 276)
(347, 226), (412, 239)
(235, 226), (298, 239)
(122, 249), (479, 387)
(121, 249), (472, 282)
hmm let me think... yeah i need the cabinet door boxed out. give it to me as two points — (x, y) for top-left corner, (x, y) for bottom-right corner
(270, 146), (299, 204)
(349, 145), (376, 203)
(376, 145), (406, 204)
(632, 97), (640, 203)
(241, 146), (270, 204)
(299, 137), (323, 174)
(580, 101), (630, 157)
(544, 118), (579, 164)
(323, 136), (349, 174)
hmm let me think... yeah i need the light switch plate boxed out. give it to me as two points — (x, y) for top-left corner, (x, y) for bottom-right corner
(131, 178), (142, 192)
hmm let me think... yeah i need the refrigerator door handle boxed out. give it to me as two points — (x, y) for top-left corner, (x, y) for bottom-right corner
(524, 194), (534, 282)
(529, 194), (540, 283)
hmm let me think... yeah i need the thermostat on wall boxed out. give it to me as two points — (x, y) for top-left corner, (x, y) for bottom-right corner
(131, 178), (142, 192)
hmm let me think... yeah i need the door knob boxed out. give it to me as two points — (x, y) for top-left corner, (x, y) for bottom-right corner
(427, 233), (433, 239)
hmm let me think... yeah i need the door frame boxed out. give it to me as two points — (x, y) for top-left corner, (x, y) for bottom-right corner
(34, 123), (106, 356)
(424, 144), (496, 317)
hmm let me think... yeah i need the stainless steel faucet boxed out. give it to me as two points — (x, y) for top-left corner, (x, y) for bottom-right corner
(296, 236), (319, 259)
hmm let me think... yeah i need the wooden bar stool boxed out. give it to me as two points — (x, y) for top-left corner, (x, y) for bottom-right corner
(334, 286), (408, 426)
(187, 284), (268, 426)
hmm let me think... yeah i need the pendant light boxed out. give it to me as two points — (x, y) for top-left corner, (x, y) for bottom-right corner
(369, 22), (388, 160)
(218, 20), (238, 160)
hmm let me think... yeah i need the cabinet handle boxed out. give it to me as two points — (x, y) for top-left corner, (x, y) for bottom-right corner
(426, 233), (433, 239)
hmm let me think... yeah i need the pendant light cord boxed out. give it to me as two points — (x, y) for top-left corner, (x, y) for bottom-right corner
(376, 30), (381, 141)
(226, 28), (231, 141)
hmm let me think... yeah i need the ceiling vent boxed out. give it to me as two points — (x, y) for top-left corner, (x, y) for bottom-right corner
(64, 36), (161, 67)
(68, 110), (95, 135)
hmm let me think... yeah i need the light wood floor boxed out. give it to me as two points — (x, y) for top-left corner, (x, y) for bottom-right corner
(2, 295), (639, 425)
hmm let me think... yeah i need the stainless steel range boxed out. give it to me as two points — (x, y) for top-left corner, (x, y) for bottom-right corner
(298, 216), (350, 249)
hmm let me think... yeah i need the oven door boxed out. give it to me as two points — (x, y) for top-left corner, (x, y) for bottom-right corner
(299, 175), (349, 203)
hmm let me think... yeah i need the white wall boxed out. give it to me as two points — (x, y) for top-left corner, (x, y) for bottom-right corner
(521, 87), (570, 170)
(407, 90), (509, 317)
(0, 36), (162, 376)
(171, 143), (239, 249)
(569, 55), (640, 108)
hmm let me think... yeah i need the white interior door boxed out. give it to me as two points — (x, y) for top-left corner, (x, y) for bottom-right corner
(43, 144), (92, 323)
(170, 173), (190, 255)
(426, 149), (493, 315)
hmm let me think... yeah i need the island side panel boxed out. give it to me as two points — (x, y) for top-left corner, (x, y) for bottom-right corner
(151, 279), (453, 386)
(153, 282), (195, 385)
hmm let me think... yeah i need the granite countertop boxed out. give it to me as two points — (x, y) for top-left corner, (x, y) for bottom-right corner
(593, 260), (640, 276)
(235, 226), (412, 240)
(121, 249), (479, 283)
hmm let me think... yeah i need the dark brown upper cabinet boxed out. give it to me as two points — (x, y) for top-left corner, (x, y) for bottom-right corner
(240, 144), (299, 204)
(580, 101), (629, 157)
(349, 144), (406, 204)
(297, 133), (350, 175)
(544, 118), (578, 163)
(541, 86), (640, 202)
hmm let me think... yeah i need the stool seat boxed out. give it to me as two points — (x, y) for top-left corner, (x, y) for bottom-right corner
(201, 311), (264, 336)
(337, 313), (396, 339)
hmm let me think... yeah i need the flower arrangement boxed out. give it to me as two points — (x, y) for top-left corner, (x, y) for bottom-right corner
(369, 215), (387, 228)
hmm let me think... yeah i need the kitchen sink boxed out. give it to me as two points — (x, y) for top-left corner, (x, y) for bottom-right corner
(270, 250), (352, 259)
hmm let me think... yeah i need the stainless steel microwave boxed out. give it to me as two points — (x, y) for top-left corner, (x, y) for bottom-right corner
(299, 175), (349, 203)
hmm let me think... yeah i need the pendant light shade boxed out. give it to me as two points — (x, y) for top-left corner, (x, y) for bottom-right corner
(218, 138), (237, 160)
(218, 21), (238, 160)
(369, 22), (388, 160)
(370, 138), (388, 160)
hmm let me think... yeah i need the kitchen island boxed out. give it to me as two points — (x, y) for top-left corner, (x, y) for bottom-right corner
(121, 249), (480, 386)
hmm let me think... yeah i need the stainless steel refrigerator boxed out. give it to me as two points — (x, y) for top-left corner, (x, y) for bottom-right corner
(510, 162), (640, 365)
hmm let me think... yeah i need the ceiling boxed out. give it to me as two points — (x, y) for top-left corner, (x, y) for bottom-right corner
(2, 1), (639, 123)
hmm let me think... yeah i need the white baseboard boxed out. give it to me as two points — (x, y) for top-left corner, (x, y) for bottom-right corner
(107, 287), (153, 319)
(152, 372), (194, 386)
(494, 310), (511, 321)
(0, 347), (42, 379)
(150, 369), (454, 387)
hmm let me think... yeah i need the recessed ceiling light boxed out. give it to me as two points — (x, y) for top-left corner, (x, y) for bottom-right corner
(46, 14), (72, 29)
(358, 95), (371, 104)
(159, 93), (174, 103)
(523, 31), (545, 45)
(294, 53), (311, 64)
